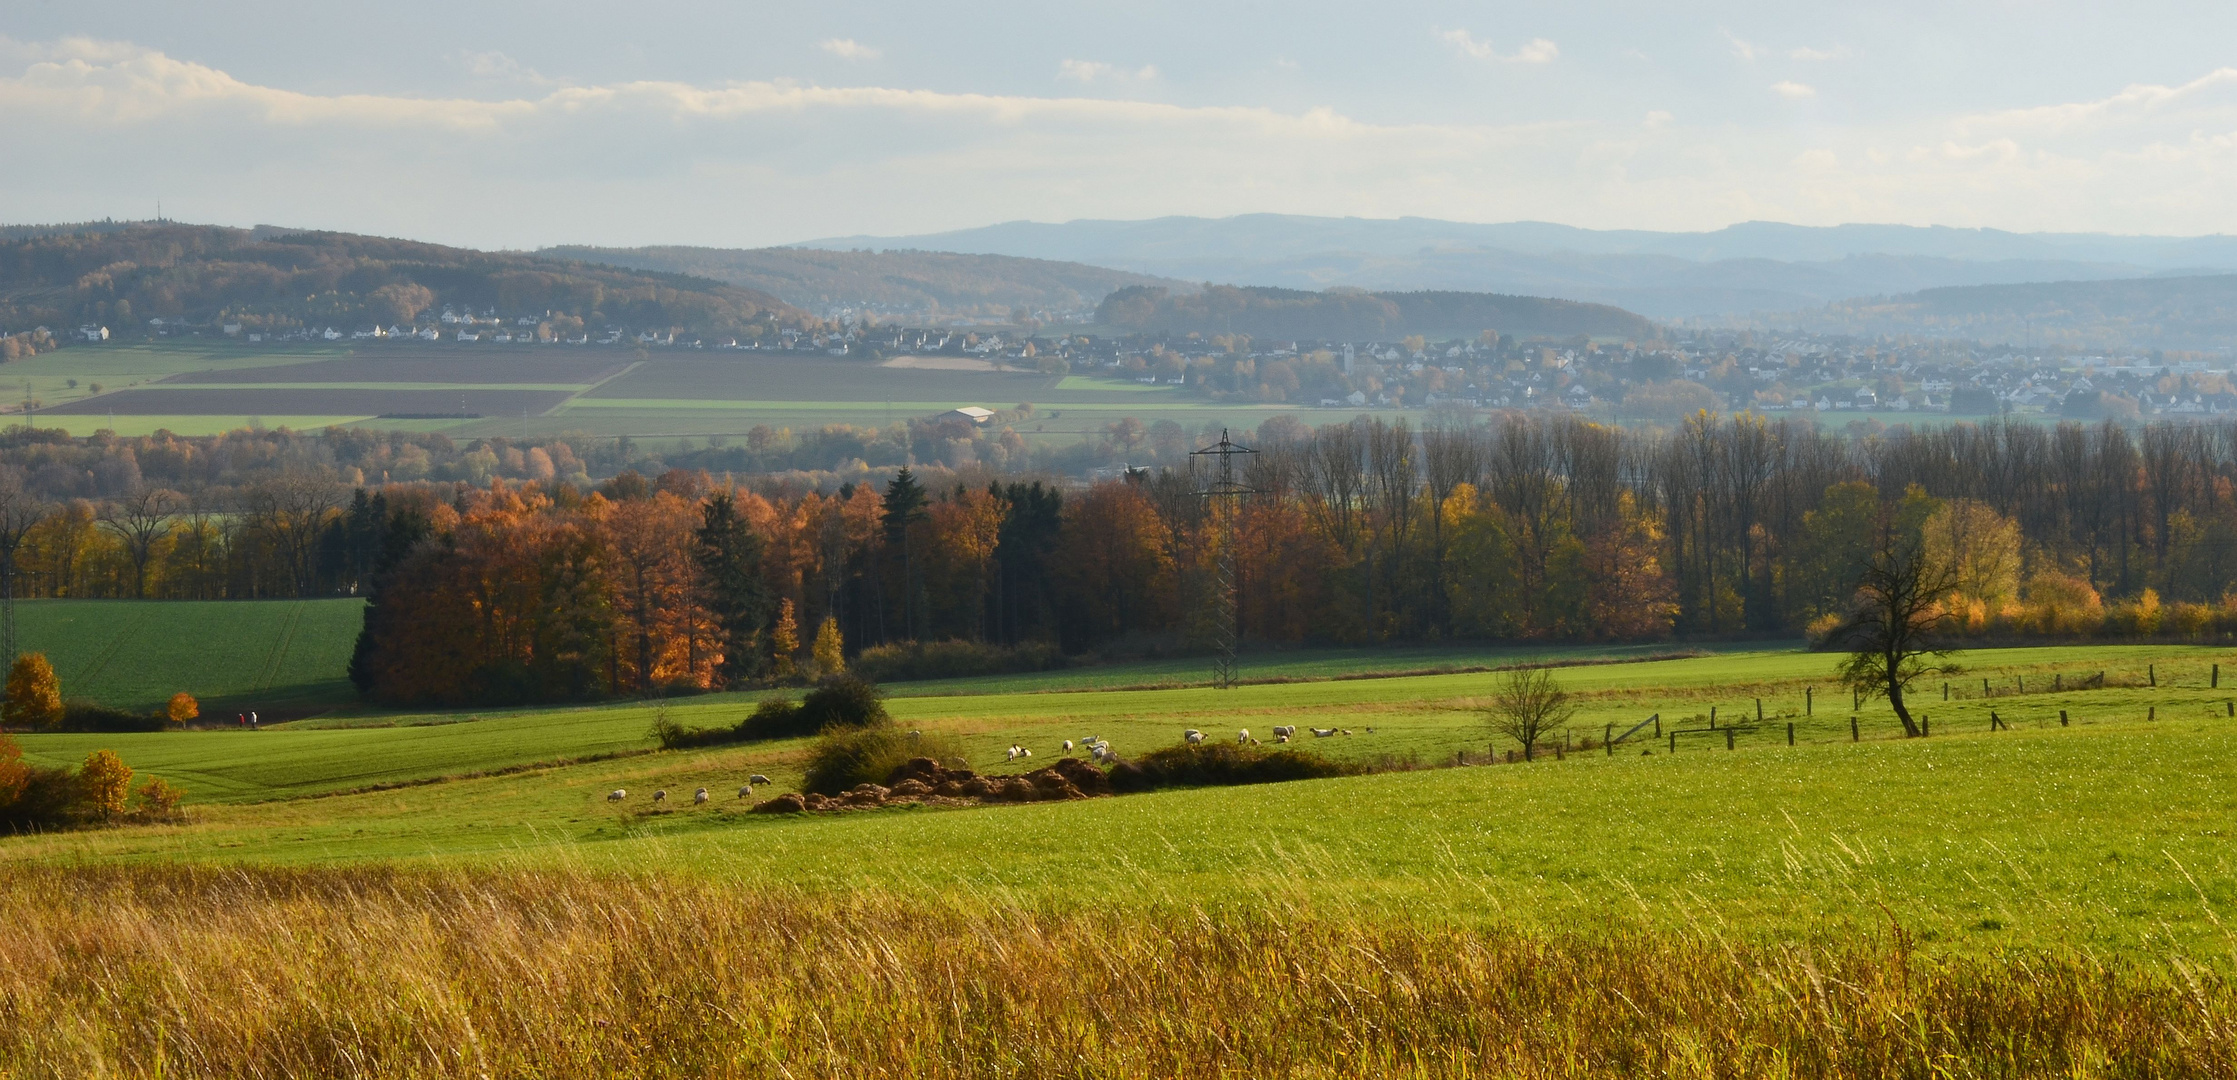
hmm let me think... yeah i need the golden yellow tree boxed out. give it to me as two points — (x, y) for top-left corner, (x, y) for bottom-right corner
(769, 598), (800, 680)
(165, 692), (199, 725)
(4, 653), (62, 729)
(813, 615), (844, 676)
(79, 749), (131, 819)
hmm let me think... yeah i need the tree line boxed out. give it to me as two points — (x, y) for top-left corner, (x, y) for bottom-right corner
(332, 413), (2237, 706)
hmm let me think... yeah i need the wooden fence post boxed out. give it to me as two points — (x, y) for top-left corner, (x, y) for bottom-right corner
(1807, 686), (1813, 715)
(2055, 673), (2062, 692)
(1943, 682), (1949, 701)
(1787, 721), (1795, 746)
(1654, 715), (1662, 737)
(2149, 705), (2156, 721)
(1982, 677), (1990, 696)
(1669, 731), (1676, 753)
(2017, 675), (2024, 693)
(2060, 709), (2068, 726)
(2150, 664), (2157, 687)
(2215, 663), (2220, 689)
(1756, 698), (1763, 722)
(1923, 715), (1931, 737)
(1605, 723), (1613, 756)
(1710, 706), (1717, 727)
(1725, 728), (1735, 751)
(1851, 716), (1859, 742)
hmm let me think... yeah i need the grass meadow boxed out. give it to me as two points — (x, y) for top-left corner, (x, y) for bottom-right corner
(6, 635), (2237, 1075)
(18, 597), (363, 713)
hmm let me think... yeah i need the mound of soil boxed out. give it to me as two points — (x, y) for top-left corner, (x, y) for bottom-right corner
(751, 756), (1112, 814)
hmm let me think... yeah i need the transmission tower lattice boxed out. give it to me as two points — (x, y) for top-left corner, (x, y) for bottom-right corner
(1191, 429), (1258, 689)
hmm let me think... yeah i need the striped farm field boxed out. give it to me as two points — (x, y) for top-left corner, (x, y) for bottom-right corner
(15, 598), (364, 714)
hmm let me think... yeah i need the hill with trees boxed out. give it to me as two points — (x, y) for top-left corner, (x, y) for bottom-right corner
(1780, 273), (2237, 350)
(0, 223), (817, 339)
(1094, 284), (1658, 341)
(542, 244), (1183, 321)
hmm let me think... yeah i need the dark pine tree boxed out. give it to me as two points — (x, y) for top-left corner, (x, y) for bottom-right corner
(695, 492), (770, 687)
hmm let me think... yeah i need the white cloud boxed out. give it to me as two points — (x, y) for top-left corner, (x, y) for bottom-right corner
(1441, 31), (1558, 65)
(820, 38), (880, 61)
(1058, 59), (1159, 83)
(9, 39), (2237, 245)
(1771, 81), (1817, 99)
(1723, 31), (1759, 62)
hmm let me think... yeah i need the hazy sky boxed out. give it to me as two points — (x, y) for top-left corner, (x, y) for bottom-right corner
(6, 1), (2237, 249)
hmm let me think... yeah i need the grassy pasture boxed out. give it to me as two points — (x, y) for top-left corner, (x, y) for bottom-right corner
(17, 598), (364, 713)
(9, 642), (2237, 959)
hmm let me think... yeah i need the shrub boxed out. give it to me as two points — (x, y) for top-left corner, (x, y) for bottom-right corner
(801, 721), (968, 796)
(130, 777), (186, 822)
(1108, 742), (1365, 794)
(649, 714), (743, 751)
(793, 675), (888, 732)
(853, 640), (1067, 683)
(58, 701), (166, 733)
(3, 653), (60, 730)
(735, 696), (810, 741)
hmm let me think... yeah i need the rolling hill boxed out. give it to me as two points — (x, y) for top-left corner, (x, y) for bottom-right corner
(1780, 273), (2237, 350)
(1096, 284), (1659, 341)
(0, 223), (819, 339)
(543, 244), (1185, 321)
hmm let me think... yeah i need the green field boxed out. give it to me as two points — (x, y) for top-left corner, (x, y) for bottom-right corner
(18, 598), (364, 713)
(9, 641), (2236, 960)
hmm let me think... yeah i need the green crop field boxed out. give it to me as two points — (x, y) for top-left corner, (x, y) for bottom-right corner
(16, 598), (365, 713)
(7, 641), (2236, 958)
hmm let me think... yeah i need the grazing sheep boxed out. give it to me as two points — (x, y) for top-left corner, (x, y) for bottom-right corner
(694, 787), (709, 805)
(1063, 739), (1075, 751)
(749, 774), (771, 785)
(738, 784), (753, 799)
(607, 789), (626, 803)
(1311, 727), (1338, 738)
(652, 789), (668, 802)
(1237, 729), (1251, 744)
(1271, 725), (1296, 740)
(1185, 729), (1206, 745)
(908, 730), (923, 739)
(1021, 747), (1032, 758)
(1276, 733), (1290, 744)
(1340, 729), (1352, 736)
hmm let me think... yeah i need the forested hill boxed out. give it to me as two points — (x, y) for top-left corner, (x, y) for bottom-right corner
(1783, 273), (2237, 350)
(1095, 284), (1659, 341)
(543, 244), (1182, 320)
(0, 223), (818, 337)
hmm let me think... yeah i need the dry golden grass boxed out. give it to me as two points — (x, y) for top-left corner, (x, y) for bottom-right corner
(0, 865), (2229, 1078)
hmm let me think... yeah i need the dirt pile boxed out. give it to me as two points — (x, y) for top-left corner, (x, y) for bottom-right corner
(753, 756), (1113, 814)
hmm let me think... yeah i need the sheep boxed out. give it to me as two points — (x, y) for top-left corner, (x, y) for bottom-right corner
(1271, 725), (1297, 740)
(693, 787), (709, 805)
(1276, 733), (1290, 744)
(1237, 729), (1251, 744)
(607, 789), (626, 803)
(1062, 739), (1075, 751)
(1020, 747), (1032, 758)
(749, 774), (771, 785)
(1311, 727), (1338, 738)
(1006, 745), (1032, 762)
(652, 789), (668, 802)
(737, 784), (754, 799)
(1184, 729), (1206, 745)
(908, 730), (923, 739)
(1340, 729), (1353, 736)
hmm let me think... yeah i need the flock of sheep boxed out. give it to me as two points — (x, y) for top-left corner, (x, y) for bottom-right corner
(608, 774), (769, 805)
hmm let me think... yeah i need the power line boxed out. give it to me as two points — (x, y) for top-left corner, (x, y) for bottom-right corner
(1191, 428), (1258, 689)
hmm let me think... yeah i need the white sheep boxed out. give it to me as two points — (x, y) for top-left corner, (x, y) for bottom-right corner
(1063, 739), (1075, 751)
(737, 784), (753, 799)
(1185, 729), (1205, 745)
(1237, 729), (1251, 744)
(607, 789), (626, 803)
(749, 774), (771, 785)
(693, 787), (709, 805)
(1271, 725), (1297, 740)
(1276, 733), (1290, 744)
(652, 789), (668, 802)
(1311, 727), (1337, 738)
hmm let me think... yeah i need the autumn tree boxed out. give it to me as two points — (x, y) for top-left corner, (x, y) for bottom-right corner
(695, 491), (769, 687)
(98, 485), (181, 598)
(768, 598), (800, 680)
(813, 615), (845, 675)
(165, 692), (199, 725)
(4, 653), (61, 729)
(79, 749), (132, 820)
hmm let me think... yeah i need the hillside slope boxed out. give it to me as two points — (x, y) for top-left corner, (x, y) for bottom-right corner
(1782, 273), (2237, 349)
(0, 223), (818, 339)
(1095, 284), (1658, 341)
(545, 245), (1182, 321)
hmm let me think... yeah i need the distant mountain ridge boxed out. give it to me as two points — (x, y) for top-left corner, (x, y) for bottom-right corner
(798, 215), (2237, 320)
(1097, 285), (1657, 342)
(543, 244), (1184, 320)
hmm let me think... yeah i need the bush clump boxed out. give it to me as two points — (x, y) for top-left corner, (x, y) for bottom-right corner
(654, 676), (892, 749)
(1108, 742), (1365, 794)
(0, 737), (183, 829)
(801, 722), (968, 796)
(853, 640), (1068, 683)
(56, 700), (167, 733)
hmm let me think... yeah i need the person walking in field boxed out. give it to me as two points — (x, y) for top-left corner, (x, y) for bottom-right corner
(249, 711), (258, 730)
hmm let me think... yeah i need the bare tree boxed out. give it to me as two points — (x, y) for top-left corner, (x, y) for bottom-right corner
(1487, 666), (1573, 761)
(241, 473), (343, 596)
(98, 485), (181, 598)
(1830, 526), (1962, 738)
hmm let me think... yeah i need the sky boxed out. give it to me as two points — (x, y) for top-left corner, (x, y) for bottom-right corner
(5, 1), (2237, 250)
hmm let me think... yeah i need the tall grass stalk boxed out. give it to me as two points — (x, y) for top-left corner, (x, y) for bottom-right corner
(0, 865), (2227, 1078)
